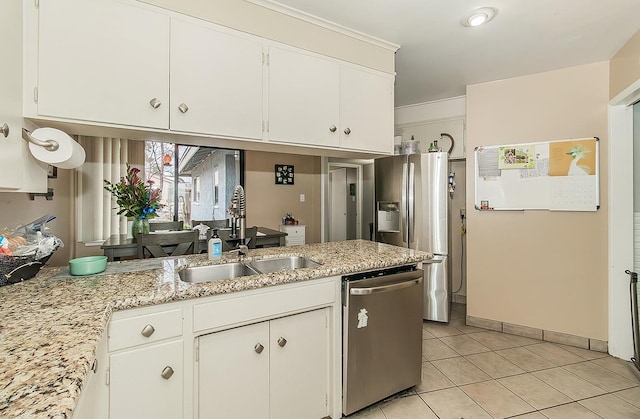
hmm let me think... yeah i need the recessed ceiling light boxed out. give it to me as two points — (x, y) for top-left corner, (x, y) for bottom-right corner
(461, 7), (498, 27)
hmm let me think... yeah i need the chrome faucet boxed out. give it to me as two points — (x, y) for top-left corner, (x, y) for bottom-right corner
(229, 244), (249, 258)
(229, 185), (247, 245)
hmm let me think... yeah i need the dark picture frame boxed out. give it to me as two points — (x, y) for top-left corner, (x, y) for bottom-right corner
(275, 164), (294, 185)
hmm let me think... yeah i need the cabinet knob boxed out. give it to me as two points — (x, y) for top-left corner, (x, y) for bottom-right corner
(1, 123), (8, 138)
(254, 343), (264, 354)
(277, 337), (287, 347)
(329, 125), (337, 133)
(141, 324), (155, 337)
(178, 103), (189, 114)
(161, 366), (174, 380)
(149, 98), (162, 109)
(344, 127), (351, 135)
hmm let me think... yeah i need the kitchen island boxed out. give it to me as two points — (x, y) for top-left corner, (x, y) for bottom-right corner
(0, 240), (431, 418)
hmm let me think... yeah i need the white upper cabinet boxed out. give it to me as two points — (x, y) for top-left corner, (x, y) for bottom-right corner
(268, 45), (394, 154)
(340, 65), (394, 154)
(170, 18), (264, 139)
(0, 0), (25, 189)
(268, 46), (340, 148)
(28, 0), (395, 156)
(37, 0), (170, 129)
(0, 0), (47, 192)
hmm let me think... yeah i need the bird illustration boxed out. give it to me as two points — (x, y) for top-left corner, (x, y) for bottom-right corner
(566, 146), (591, 176)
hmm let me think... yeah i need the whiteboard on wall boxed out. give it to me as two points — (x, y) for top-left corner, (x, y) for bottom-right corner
(474, 138), (599, 211)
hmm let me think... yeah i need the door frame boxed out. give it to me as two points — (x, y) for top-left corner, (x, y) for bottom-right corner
(325, 161), (363, 241)
(608, 77), (640, 360)
(329, 167), (348, 242)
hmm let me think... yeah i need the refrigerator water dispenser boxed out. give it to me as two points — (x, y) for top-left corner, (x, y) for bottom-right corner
(377, 201), (400, 232)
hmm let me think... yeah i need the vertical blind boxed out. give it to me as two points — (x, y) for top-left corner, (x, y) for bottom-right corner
(75, 136), (144, 242)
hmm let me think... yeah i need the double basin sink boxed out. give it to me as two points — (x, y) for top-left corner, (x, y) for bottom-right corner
(179, 256), (321, 284)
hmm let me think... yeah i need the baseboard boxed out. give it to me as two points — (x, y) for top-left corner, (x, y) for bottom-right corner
(466, 315), (608, 354)
(451, 294), (467, 304)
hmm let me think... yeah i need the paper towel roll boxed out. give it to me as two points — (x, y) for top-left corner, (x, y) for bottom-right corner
(28, 127), (86, 169)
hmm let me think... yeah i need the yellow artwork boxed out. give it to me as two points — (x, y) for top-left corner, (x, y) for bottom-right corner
(549, 139), (596, 177)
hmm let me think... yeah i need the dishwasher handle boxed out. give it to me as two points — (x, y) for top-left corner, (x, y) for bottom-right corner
(350, 272), (423, 295)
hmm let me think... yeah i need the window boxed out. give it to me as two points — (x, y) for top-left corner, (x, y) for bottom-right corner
(75, 138), (243, 242)
(145, 141), (243, 228)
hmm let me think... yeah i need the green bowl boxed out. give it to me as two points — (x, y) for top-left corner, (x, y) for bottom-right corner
(69, 256), (108, 276)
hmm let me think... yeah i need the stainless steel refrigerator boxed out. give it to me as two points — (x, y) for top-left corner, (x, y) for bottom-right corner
(375, 152), (449, 323)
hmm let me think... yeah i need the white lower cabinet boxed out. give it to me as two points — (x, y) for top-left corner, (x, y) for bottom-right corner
(73, 277), (340, 418)
(269, 309), (329, 419)
(72, 331), (109, 419)
(197, 308), (329, 419)
(109, 339), (183, 419)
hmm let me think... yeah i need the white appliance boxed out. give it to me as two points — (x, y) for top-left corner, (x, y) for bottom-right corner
(374, 152), (449, 322)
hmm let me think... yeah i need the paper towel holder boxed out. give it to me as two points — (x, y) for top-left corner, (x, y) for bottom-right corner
(22, 128), (59, 151)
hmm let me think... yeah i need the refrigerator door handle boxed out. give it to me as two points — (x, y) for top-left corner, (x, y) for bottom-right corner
(408, 162), (415, 243)
(402, 162), (408, 243)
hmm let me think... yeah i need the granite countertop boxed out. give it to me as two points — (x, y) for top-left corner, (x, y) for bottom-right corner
(0, 240), (431, 418)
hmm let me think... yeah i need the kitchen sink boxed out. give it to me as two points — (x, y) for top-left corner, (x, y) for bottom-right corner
(179, 256), (322, 284)
(246, 256), (321, 274)
(178, 262), (260, 283)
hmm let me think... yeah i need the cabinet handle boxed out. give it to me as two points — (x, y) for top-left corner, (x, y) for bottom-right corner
(161, 366), (174, 380)
(149, 98), (162, 109)
(277, 337), (287, 347)
(1, 123), (8, 138)
(254, 343), (264, 354)
(329, 125), (337, 133)
(141, 324), (155, 337)
(178, 103), (189, 114)
(91, 359), (98, 373)
(344, 127), (351, 135)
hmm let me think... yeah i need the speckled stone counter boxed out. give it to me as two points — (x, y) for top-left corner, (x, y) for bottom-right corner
(0, 240), (430, 418)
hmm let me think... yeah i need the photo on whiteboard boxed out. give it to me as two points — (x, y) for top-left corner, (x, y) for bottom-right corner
(498, 145), (535, 169)
(549, 139), (596, 177)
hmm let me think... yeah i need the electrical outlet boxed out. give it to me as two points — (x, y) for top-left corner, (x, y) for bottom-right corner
(460, 208), (466, 219)
(300, 194), (305, 202)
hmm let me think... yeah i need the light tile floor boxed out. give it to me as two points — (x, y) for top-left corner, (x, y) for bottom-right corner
(345, 303), (640, 419)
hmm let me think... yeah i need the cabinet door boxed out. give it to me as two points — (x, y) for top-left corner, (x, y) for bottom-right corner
(73, 333), (109, 419)
(268, 46), (340, 147)
(170, 19), (263, 139)
(38, 0), (170, 129)
(270, 309), (329, 419)
(340, 66), (394, 154)
(197, 322), (269, 419)
(0, 0), (47, 192)
(0, 0), (23, 189)
(110, 340), (183, 419)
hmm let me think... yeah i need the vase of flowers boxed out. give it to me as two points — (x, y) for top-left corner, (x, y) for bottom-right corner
(104, 164), (163, 240)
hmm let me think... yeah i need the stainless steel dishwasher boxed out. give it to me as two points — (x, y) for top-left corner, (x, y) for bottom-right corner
(342, 264), (424, 416)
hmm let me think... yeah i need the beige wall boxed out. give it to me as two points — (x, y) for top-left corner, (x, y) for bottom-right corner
(610, 29), (640, 100)
(244, 151), (322, 244)
(140, 0), (395, 74)
(465, 61), (609, 341)
(0, 169), (74, 266)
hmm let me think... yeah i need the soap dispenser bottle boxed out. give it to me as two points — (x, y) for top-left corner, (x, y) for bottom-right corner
(208, 230), (222, 261)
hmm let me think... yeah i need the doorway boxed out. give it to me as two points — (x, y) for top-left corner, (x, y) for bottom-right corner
(609, 79), (640, 360)
(328, 163), (363, 242)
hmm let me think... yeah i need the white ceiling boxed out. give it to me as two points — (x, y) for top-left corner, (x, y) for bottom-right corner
(269, 0), (640, 107)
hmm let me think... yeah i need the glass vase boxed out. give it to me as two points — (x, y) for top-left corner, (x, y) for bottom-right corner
(131, 218), (150, 239)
